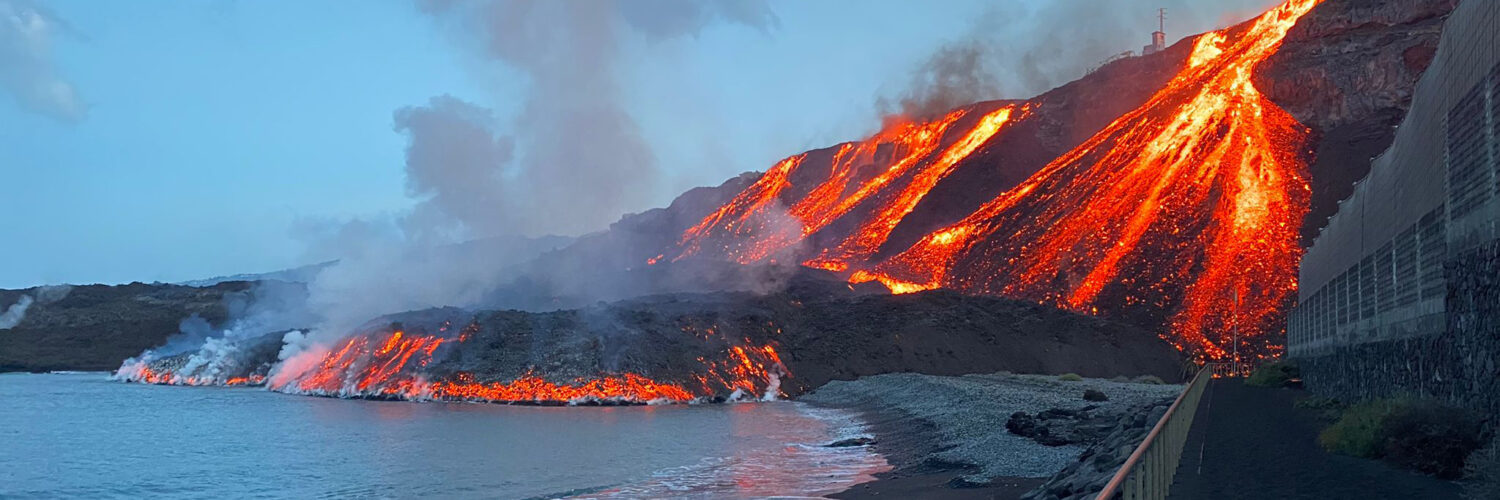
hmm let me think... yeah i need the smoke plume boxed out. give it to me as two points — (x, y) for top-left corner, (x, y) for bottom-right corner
(259, 0), (779, 355)
(879, 0), (1284, 118)
(0, 296), (31, 329)
(411, 0), (776, 238)
(880, 40), (1003, 122)
(114, 281), (315, 384)
(0, 0), (85, 122)
(393, 94), (516, 242)
(0, 284), (70, 330)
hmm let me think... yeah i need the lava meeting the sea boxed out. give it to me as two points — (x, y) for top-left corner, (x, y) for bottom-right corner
(673, 0), (1323, 362)
(113, 0), (1320, 398)
(122, 325), (790, 405)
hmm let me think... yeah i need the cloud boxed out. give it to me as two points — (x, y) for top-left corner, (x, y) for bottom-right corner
(0, 0), (85, 122)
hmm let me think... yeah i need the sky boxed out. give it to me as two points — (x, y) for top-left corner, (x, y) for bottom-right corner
(0, 0), (1281, 289)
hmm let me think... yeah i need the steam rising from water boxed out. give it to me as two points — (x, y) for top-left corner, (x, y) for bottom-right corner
(265, 0), (778, 346)
(114, 281), (313, 385)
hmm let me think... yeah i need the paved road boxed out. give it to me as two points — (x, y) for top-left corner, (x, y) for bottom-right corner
(1167, 379), (1462, 499)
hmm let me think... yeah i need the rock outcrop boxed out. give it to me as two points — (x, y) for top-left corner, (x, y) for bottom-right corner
(1021, 397), (1175, 500)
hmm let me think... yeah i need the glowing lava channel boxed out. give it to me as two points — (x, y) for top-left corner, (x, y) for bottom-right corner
(864, 0), (1321, 360)
(673, 105), (1022, 265)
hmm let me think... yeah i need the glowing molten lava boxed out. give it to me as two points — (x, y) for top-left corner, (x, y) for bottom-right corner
(266, 328), (789, 404)
(675, 104), (1025, 265)
(119, 363), (266, 387)
(679, 0), (1322, 361)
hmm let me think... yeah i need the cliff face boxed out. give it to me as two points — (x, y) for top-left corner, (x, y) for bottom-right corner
(1259, 0), (1458, 244)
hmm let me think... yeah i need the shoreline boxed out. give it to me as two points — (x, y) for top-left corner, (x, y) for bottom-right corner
(802, 372), (1184, 499)
(819, 399), (1045, 499)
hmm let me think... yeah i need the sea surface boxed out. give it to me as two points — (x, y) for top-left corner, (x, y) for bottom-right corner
(0, 372), (888, 499)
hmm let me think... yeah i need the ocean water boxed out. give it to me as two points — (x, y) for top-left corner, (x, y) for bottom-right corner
(0, 373), (888, 499)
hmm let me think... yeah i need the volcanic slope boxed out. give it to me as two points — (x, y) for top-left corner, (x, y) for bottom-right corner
(591, 0), (1457, 362)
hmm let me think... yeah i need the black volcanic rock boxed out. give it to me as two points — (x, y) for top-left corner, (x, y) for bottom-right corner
(324, 275), (1186, 399)
(0, 282), (249, 372)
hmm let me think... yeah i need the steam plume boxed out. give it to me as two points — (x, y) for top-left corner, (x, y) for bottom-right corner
(0, 296), (31, 329)
(413, 0), (777, 237)
(0, 285), (70, 330)
(264, 0), (780, 350)
(394, 95), (516, 241)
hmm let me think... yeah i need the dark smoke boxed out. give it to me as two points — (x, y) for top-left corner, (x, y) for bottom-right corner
(880, 39), (1002, 122)
(879, 0), (1283, 120)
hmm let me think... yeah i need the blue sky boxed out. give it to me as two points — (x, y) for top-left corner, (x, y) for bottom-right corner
(0, 0), (1279, 289)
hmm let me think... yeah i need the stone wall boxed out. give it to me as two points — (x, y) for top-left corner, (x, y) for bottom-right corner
(1297, 240), (1499, 418)
(1442, 240), (1500, 417)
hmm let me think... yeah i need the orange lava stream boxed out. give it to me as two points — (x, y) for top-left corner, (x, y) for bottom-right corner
(129, 366), (266, 387)
(867, 0), (1320, 359)
(790, 109), (968, 240)
(267, 328), (787, 404)
(673, 108), (979, 264)
(675, 154), (807, 263)
(806, 105), (1024, 270)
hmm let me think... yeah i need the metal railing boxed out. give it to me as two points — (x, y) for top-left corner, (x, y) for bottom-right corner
(1094, 364), (1217, 500)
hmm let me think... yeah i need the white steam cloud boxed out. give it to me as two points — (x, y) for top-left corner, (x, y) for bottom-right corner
(0, 285), (70, 330)
(269, 0), (780, 355)
(0, 296), (32, 329)
(411, 0), (777, 237)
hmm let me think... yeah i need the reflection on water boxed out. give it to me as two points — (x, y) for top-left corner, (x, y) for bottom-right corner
(574, 404), (890, 499)
(1, 373), (886, 499)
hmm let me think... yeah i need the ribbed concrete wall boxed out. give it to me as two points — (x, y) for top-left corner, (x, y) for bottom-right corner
(1289, 0), (1498, 417)
(1289, 0), (1498, 356)
(1298, 0), (1497, 298)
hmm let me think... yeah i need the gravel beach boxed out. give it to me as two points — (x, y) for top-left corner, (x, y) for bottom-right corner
(803, 372), (1184, 496)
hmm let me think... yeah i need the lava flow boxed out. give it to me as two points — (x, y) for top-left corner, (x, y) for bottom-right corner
(681, 0), (1322, 361)
(115, 360), (266, 387)
(674, 104), (1024, 266)
(863, 0), (1321, 360)
(266, 327), (789, 404)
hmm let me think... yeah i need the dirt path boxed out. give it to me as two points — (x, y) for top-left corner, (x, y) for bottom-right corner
(1168, 379), (1462, 499)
